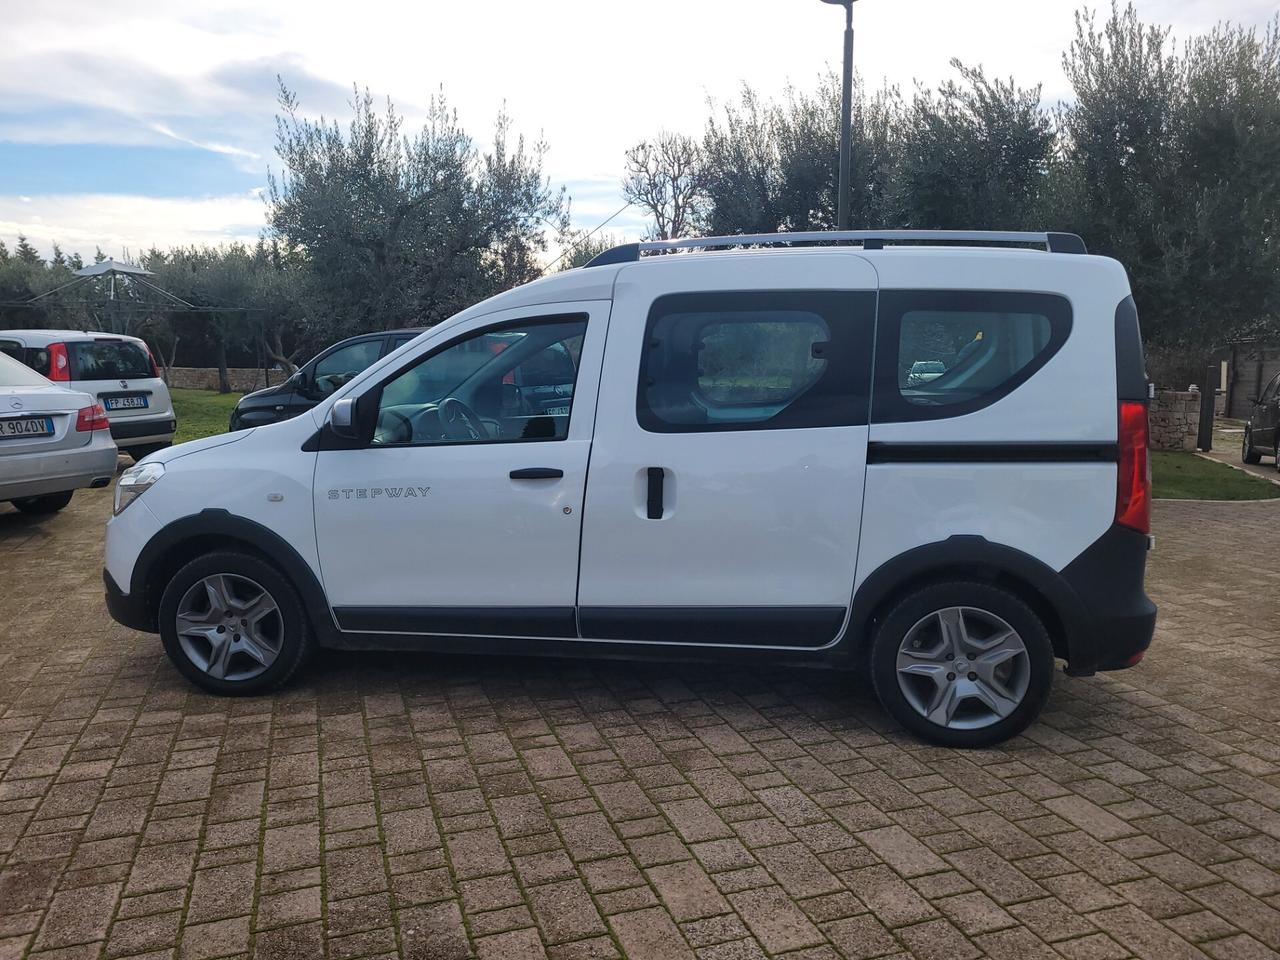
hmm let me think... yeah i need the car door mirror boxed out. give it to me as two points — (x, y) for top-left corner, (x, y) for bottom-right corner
(329, 397), (359, 439)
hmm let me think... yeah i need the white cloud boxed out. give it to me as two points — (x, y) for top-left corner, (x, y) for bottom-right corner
(0, 193), (267, 260)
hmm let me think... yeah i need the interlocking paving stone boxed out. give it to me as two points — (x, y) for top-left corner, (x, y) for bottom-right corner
(4, 490), (1280, 958)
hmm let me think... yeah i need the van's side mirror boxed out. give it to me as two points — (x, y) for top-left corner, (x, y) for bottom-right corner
(329, 397), (359, 439)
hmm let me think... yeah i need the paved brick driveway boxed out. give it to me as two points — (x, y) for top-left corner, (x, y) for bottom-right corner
(1, 486), (1278, 960)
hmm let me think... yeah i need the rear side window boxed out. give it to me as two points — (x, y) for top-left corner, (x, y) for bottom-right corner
(638, 291), (876, 432)
(69, 340), (153, 380)
(23, 347), (50, 376)
(873, 291), (1071, 422)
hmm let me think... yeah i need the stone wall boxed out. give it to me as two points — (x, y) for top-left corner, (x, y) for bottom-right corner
(164, 367), (287, 392)
(1150, 388), (1201, 451)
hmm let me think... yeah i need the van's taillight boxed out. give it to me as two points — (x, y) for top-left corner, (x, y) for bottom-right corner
(48, 342), (70, 381)
(1115, 400), (1151, 534)
(145, 345), (160, 378)
(76, 403), (110, 432)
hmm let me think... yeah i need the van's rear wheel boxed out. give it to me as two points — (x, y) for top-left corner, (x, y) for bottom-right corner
(158, 551), (313, 695)
(870, 581), (1054, 747)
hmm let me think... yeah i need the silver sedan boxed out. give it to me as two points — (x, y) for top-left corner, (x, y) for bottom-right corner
(0, 350), (119, 514)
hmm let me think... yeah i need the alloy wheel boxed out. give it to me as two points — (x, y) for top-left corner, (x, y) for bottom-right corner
(895, 606), (1031, 730)
(174, 573), (282, 681)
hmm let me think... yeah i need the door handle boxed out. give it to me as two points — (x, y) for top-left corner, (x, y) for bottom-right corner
(510, 467), (563, 480)
(646, 467), (665, 519)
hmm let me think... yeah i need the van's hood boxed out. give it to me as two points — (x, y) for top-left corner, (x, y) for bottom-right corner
(146, 429), (252, 464)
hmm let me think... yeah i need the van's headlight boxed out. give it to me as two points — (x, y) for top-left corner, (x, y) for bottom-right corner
(114, 461), (165, 515)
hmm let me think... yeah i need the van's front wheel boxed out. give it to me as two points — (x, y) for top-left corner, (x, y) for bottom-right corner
(158, 551), (313, 695)
(870, 581), (1054, 747)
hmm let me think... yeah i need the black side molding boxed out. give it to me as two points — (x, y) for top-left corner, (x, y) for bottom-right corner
(335, 606), (576, 639)
(867, 442), (1118, 464)
(578, 606), (846, 648)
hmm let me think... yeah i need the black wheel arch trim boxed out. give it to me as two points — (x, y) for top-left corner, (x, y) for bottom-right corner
(118, 508), (340, 645)
(846, 533), (1120, 676)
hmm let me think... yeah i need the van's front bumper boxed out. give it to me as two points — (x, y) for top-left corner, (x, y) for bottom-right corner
(105, 568), (156, 632)
(1060, 523), (1156, 674)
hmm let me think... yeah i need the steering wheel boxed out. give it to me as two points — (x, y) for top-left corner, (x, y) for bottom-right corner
(439, 397), (489, 441)
(374, 409), (413, 445)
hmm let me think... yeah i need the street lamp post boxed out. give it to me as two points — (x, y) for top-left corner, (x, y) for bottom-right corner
(821, 0), (860, 230)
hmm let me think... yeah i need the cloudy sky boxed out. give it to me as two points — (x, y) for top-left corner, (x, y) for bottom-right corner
(0, 0), (1274, 261)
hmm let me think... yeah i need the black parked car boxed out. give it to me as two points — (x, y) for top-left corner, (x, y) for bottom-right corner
(230, 329), (420, 431)
(1242, 371), (1280, 467)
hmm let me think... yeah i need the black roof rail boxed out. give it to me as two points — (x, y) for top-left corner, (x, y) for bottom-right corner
(582, 230), (1088, 267)
(582, 243), (641, 268)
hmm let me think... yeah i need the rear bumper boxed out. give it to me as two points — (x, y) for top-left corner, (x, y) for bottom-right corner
(0, 441), (119, 501)
(105, 568), (155, 632)
(1060, 524), (1156, 674)
(110, 416), (176, 446)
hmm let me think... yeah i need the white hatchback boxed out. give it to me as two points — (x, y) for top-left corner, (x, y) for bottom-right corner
(0, 330), (177, 460)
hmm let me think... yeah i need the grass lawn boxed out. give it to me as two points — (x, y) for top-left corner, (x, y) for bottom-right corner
(170, 388), (243, 443)
(1151, 450), (1280, 500)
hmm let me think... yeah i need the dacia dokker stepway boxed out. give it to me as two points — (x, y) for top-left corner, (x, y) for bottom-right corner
(103, 230), (1156, 747)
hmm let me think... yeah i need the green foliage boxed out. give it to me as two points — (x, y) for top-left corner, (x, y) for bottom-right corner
(267, 82), (566, 340)
(895, 62), (1054, 229)
(624, 2), (1279, 373)
(1060, 4), (1280, 359)
(697, 77), (900, 234)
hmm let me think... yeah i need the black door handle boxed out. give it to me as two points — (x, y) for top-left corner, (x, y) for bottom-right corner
(646, 467), (665, 519)
(510, 467), (563, 480)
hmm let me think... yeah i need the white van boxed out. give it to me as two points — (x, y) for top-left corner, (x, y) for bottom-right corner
(0, 330), (177, 460)
(103, 231), (1155, 747)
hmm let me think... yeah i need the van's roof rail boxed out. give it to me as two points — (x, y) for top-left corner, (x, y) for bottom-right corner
(583, 230), (1087, 267)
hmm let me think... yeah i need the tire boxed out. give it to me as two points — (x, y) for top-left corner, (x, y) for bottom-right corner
(128, 443), (171, 462)
(1243, 427), (1262, 464)
(869, 580), (1054, 748)
(10, 490), (74, 514)
(158, 550), (314, 695)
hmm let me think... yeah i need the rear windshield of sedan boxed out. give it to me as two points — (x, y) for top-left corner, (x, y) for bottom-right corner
(69, 340), (153, 380)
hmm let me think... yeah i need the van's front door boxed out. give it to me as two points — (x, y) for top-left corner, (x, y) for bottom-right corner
(312, 303), (609, 640)
(577, 254), (877, 648)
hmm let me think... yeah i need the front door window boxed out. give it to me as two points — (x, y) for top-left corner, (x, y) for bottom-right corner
(372, 318), (587, 445)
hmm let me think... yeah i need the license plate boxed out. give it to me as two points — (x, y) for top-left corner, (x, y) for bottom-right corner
(546, 405), (570, 416)
(104, 395), (148, 410)
(0, 416), (54, 439)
